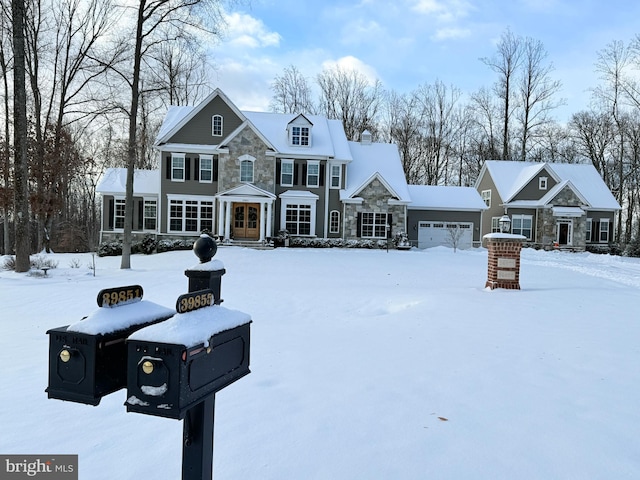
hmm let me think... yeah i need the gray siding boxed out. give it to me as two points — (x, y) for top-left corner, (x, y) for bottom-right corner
(476, 171), (503, 236)
(512, 167), (558, 201)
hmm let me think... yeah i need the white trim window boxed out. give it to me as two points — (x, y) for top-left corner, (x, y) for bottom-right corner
(511, 214), (533, 239)
(285, 203), (312, 235)
(539, 177), (548, 190)
(171, 153), (185, 182)
(168, 196), (215, 233)
(281, 159), (294, 187)
(361, 212), (388, 238)
(586, 218), (592, 242)
(291, 126), (309, 146)
(481, 189), (491, 207)
(330, 210), (340, 234)
(199, 155), (213, 183)
(491, 217), (501, 233)
(307, 161), (320, 188)
(239, 155), (255, 183)
(143, 199), (157, 230)
(212, 115), (223, 136)
(599, 218), (610, 242)
(114, 198), (126, 229)
(330, 164), (341, 189)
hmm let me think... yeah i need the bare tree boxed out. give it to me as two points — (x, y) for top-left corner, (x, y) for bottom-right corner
(12, 0), (30, 271)
(0, 0), (13, 254)
(517, 36), (564, 161)
(270, 65), (315, 114)
(316, 65), (383, 141)
(113, 0), (226, 269)
(481, 28), (523, 160)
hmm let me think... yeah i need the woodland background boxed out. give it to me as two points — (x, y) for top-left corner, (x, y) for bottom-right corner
(4, 0), (640, 260)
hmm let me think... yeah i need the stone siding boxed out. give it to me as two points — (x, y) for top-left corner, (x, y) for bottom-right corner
(344, 178), (406, 239)
(219, 127), (275, 193)
(538, 185), (587, 250)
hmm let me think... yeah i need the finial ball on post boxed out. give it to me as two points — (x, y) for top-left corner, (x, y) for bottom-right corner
(193, 235), (217, 263)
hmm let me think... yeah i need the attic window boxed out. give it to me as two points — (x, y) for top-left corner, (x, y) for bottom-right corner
(539, 177), (548, 190)
(212, 115), (223, 136)
(291, 126), (309, 146)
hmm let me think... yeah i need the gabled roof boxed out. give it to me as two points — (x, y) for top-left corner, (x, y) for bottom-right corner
(216, 183), (276, 199)
(342, 142), (411, 203)
(96, 168), (159, 195)
(407, 185), (488, 211)
(478, 161), (620, 210)
(155, 89), (245, 146)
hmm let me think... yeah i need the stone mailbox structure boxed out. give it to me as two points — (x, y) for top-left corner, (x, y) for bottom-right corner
(483, 233), (526, 290)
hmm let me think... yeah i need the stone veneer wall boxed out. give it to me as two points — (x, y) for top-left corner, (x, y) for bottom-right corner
(344, 178), (406, 239)
(537, 185), (586, 249)
(219, 127), (275, 193)
(485, 237), (523, 290)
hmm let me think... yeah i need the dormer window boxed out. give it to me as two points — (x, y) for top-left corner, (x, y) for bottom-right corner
(212, 115), (223, 136)
(288, 114), (313, 147)
(292, 126), (309, 146)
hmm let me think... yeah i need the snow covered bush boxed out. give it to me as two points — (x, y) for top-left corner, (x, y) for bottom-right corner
(97, 241), (122, 257)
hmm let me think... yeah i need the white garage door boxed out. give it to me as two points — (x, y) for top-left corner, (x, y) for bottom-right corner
(418, 222), (473, 249)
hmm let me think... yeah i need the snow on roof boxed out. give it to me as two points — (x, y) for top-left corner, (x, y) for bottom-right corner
(127, 305), (251, 348)
(156, 105), (193, 143)
(342, 142), (411, 202)
(407, 185), (488, 211)
(96, 168), (160, 195)
(483, 161), (620, 210)
(242, 111), (352, 160)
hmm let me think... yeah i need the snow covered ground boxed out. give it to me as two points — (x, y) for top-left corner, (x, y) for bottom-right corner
(1, 245), (639, 479)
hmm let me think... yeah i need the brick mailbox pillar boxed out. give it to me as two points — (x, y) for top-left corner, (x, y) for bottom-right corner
(483, 233), (525, 290)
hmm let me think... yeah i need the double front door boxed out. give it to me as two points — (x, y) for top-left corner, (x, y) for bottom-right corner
(233, 203), (260, 239)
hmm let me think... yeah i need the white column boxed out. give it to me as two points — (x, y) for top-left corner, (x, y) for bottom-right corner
(217, 200), (225, 238)
(266, 200), (273, 238)
(259, 201), (266, 242)
(224, 200), (232, 240)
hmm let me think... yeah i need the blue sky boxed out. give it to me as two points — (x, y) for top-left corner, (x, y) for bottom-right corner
(208, 0), (640, 121)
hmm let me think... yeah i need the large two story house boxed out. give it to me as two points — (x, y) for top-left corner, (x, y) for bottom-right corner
(97, 89), (487, 248)
(475, 160), (621, 250)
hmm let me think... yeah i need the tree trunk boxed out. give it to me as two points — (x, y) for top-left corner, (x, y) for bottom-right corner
(12, 0), (30, 272)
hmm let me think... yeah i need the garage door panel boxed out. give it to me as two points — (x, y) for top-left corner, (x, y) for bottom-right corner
(418, 221), (473, 249)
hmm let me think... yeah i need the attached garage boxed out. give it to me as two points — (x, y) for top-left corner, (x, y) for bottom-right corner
(418, 221), (474, 249)
(406, 185), (488, 249)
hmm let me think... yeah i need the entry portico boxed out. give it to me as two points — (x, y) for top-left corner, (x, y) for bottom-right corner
(216, 184), (276, 242)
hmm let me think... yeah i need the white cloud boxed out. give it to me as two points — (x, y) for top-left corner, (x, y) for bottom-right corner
(320, 56), (380, 83)
(411, 0), (473, 22)
(223, 12), (281, 49)
(432, 27), (472, 41)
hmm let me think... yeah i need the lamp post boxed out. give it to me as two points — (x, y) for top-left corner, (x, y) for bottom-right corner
(499, 214), (511, 233)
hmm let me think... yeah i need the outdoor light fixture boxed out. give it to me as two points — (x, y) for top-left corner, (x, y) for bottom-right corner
(499, 214), (511, 233)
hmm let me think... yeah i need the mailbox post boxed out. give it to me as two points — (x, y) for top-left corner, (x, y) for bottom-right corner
(47, 234), (251, 480)
(125, 235), (251, 480)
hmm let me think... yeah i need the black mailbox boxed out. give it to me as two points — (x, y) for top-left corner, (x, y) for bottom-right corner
(125, 297), (251, 419)
(46, 285), (174, 405)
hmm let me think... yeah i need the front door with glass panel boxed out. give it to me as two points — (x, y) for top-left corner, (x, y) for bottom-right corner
(233, 203), (260, 239)
(557, 220), (572, 246)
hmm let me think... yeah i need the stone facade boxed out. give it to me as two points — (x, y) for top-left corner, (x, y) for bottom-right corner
(219, 127), (275, 194)
(344, 178), (406, 239)
(538, 185), (587, 250)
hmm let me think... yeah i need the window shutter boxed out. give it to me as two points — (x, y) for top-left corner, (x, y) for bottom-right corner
(194, 158), (199, 181)
(137, 200), (143, 230)
(108, 198), (114, 229)
(320, 164), (325, 186)
(302, 164), (307, 186)
(185, 158), (191, 181)
(356, 213), (362, 237)
(213, 157), (219, 181)
(165, 156), (171, 179)
(294, 163), (299, 185)
(276, 162), (281, 184)
(387, 213), (393, 238)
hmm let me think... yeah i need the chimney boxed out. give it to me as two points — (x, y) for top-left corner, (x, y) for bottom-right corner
(361, 130), (372, 145)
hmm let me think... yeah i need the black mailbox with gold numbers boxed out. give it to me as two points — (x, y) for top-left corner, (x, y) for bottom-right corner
(46, 286), (174, 405)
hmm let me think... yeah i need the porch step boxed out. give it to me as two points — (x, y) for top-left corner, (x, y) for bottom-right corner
(220, 240), (274, 250)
